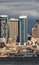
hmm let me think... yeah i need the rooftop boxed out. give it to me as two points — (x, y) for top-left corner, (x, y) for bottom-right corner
(9, 18), (18, 22)
(0, 15), (8, 17)
(19, 15), (27, 19)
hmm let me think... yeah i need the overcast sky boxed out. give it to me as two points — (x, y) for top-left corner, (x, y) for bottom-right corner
(0, 0), (39, 18)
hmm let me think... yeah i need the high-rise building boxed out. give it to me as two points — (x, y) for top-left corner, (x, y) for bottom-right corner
(9, 18), (18, 42)
(0, 15), (8, 43)
(18, 15), (28, 45)
(32, 20), (39, 38)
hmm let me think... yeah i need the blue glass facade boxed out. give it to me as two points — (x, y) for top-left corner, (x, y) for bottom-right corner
(18, 16), (27, 45)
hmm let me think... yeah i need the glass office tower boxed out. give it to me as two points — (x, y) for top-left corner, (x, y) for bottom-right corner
(0, 15), (8, 43)
(18, 15), (28, 45)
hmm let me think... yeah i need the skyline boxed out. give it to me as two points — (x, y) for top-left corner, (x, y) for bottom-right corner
(0, 0), (39, 18)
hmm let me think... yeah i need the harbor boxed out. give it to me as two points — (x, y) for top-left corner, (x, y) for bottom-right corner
(0, 0), (39, 65)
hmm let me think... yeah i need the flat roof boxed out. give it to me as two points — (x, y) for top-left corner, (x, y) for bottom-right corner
(9, 18), (18, 22)
(19, 15), (27, 19)
(0, 15), (8, 17)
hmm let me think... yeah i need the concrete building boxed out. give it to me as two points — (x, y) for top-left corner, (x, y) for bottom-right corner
(0, 15), (8, 43)
(32, 20), (39, 38)
(32, 20), (39, 43)
(9, 18), (18, 42)
(18, 15), (28, 45)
